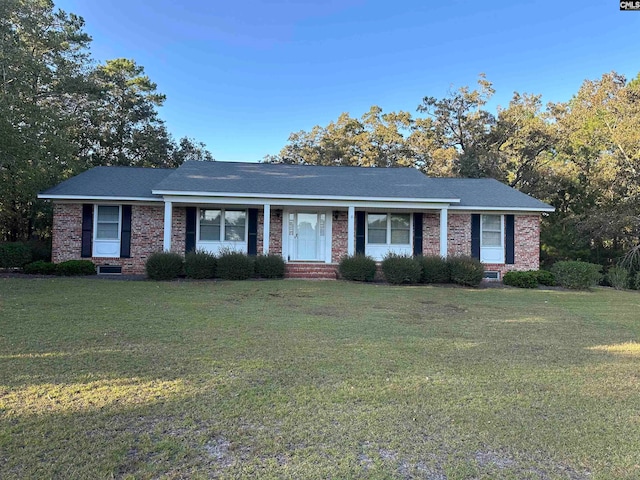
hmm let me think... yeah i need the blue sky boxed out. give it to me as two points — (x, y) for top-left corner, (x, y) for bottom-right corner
(56, 0), (639, 162)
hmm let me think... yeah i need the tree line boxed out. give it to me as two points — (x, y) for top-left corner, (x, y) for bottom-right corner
(0, 0), (213, 241)
(265, 73), (640, 267)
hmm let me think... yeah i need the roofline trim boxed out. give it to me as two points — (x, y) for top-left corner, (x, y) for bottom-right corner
(37, 194), (162, 202)
(152, 189), (461, 204)
(449, 205), (555, 213)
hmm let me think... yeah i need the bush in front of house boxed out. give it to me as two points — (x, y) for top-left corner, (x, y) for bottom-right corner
(184, 250), (216, 279)
(533, 269), (556, 286)
(381, 253), (421, 285)
(447, 256), (484, 287)
(216, 251), (255, 280)
(606, 266), (629, 290)
(56, 260), (96, 276)
(145, 252), (184, 280)
(634, 271), (640, 290)
(503, 270), (539, 288)
(339, 254), (377, 282)
(416, 255), (450, 284)
(23, 261), (58, 275)
(0, 242), (33, 269)
(254, 254), (286, 279)
(551, 260), (602, 289)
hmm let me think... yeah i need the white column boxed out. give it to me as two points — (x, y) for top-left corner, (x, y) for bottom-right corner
(163, 200), (172, 252)
(263, 204), (271, 255)
(439, 207), (448, 258)
(347, 206), (355, 256)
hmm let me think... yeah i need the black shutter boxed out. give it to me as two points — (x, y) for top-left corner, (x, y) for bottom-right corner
(355, 211), (366, 255)
(413, 213), (423, 256)
(471, 214), (481, 260)
(185, 207), (197, 254)
(81, 204), (93, 258)
(247, 208), (258, 256)
(505, 214), (515, 264)
(120, 205), (132, 258)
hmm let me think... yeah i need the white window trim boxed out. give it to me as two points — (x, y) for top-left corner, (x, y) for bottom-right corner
(196, 208), (249, 251)
(480, 214), (504, 248)
(365, 213), (412, 246)
(92, 204), (122, 258)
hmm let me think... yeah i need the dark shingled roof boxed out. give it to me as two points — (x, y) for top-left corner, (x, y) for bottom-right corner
(153, 161), (458, 200)
(439, 178), (553, 210)
(40, 166), (173, 199)
(39, 161), (553, 211)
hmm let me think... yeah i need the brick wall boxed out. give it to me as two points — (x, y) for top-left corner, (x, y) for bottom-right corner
(170, 206), (186, 255)
(52, 203), (83, 263)
(51, 203), (165, 274)
(256, 208), (284, 256)
(514, 214), (540, 271)
(423, 213), (440, 256)
(331, 210), (348, 263)
(447, 213), (472, 257)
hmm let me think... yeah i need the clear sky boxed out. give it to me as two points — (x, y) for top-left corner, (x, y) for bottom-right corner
(55, 0), (639, 162)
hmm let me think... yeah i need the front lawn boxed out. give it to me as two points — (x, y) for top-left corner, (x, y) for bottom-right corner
(1, 278), (639, 479)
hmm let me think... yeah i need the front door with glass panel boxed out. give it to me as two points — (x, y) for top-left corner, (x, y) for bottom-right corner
(288, 212), (326, 261)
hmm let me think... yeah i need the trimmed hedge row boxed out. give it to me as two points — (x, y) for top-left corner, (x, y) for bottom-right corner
(23, 260), (96, 276)
(338, 254), (486, 287)
(551, 260), (602, 289)
(503, 270), (556, 288)
(145, 251), (286, 281)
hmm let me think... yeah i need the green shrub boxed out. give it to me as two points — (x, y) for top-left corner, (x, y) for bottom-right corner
(145, 252), (184, 280)
(606, 266), (629, 290)
(23, 260), (57, 275)
(0, 242), (32, 268)
(216, 251), (254, 280)
(551, 260), (602, 289)
(447, 256), (484, 287)
(254, 254), (285, 279)
(339, 254), (377, 282)
(381, 253), (421, 285)
(503, 270), (538, 288)
(26, 240), (51, 262)
(184, 250), (216, 279)
(56, 260), (96, 276)
(534, 269), (556, 286)
(416, 256), (450, 284)
(635, 272), (640, 290)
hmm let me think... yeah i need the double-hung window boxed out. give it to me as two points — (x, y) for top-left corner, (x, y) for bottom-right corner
(480, 214), (504, 263)
(367, 213), (411, 245)
(93, 205), (121, 257)
(199, 209), (246, 242)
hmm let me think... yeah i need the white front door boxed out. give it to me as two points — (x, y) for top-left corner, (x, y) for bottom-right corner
(287, 212), (327, 261)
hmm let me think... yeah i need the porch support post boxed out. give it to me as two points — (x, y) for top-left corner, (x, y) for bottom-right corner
(439, 207), (448, 258)
(163, 200), (172, 252)
(347, 206), (355, 256)
(263, 203), (271, 255)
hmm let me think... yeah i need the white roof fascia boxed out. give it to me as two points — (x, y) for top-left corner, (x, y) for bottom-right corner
(449, 206), (555, 213)
(153, 190), (460, 205)
(160, 194), (454, 210)
(37, 194), (163, 202)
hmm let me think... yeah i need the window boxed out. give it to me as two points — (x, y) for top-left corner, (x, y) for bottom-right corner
(367, 213), (411, 245)
(96, 205), (120, 240)
(199, 209), (246, 242)
(481, 215), (502, 247)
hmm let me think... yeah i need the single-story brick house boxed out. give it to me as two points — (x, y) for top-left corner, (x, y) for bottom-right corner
(39, 161), (553, 278)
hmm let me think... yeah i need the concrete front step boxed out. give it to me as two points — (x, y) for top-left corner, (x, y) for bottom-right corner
(285, 263), (338, 279)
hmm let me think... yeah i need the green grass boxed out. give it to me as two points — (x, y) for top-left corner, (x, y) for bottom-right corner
(1, 278), (640, 479)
